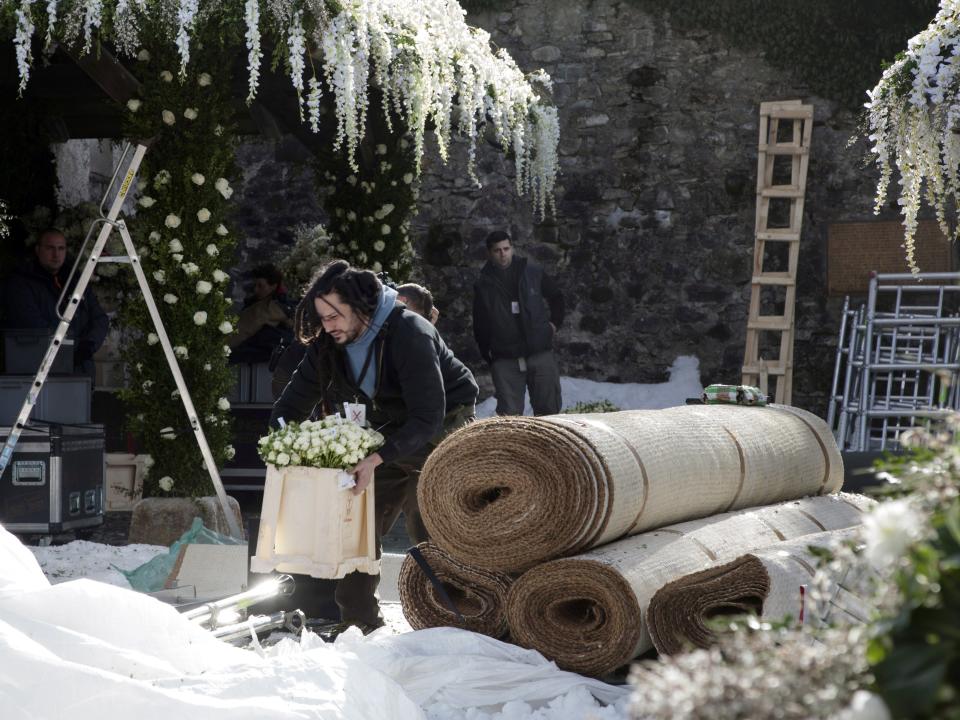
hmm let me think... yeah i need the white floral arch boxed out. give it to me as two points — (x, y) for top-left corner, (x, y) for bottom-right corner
(8, 0), (559, 217)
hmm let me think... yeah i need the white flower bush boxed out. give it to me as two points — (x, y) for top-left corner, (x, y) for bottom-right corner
(9, 0), (559, 217)
(257, 416), (385, 470)
(866, 2), (960, 271)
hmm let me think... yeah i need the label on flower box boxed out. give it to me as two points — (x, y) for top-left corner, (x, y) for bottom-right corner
(337, 470), (356, 490)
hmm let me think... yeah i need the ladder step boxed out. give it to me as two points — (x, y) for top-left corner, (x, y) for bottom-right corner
(742, 364), (787, 375)
(759, 186), (806, 198)
(759, 106), (813, 120)
(747, 317), (793, 331)
(751, 274), (796, 286)
(758, 144), (809, 155)
(757, 231), (800, 241)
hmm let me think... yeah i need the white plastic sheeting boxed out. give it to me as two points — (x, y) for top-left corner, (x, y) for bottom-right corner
(0, 525), (628, 720)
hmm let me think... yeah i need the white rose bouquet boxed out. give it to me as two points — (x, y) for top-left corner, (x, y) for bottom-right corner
(257, 415), (384, 470)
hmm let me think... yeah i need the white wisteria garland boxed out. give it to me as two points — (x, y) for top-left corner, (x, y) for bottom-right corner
(8, 0), (560, 218)
(866, 0), (960, 272)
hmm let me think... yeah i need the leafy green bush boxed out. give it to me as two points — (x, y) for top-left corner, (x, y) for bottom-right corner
(562, 399), (620, 414)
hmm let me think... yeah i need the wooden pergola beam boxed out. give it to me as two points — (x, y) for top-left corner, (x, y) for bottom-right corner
(59, 43), (141, 104)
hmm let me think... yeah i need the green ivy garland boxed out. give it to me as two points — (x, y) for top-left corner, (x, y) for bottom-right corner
(119, 27), (239, 498)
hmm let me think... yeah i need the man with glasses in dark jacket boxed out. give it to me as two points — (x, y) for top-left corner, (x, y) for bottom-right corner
(472, 231), (564, 416)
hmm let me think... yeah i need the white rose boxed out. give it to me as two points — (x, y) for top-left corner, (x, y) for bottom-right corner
(139, 196), (155, 208)
(373, 240), (386, 252)
(225, 445), (236, 459)
(159, 427), (176, 440)
(276, 452), (290, 466)
(223, 344), (231, 356)
(171, 253), (183, 263)
(346, 175), (357, 186)
(143, 455), (154, 468)
(148, 231), (161, 242)
(168, 238), (183, 253)
(165, 214), (181, 229)
(147, 333), (159, 345)
(218, 397), (230, 411)
(160, 70), (173, 83)
(372, 261), (382, 273)
(381, 224), (390, 235)
(198, 73), (212, 87)
(174, 345), (188, 358)
(213, 269), (229, 283)
(193, 311), (208, 326)
(161, 109), (176, 125)
(346, 211), (357, 221)
(182, 262), (198, 275)
(184, 107), (198, 120)
(215, 224), (229, 236)
(203, 362), (211, 370)
(214, 178), (233, 199)
(163, 293), (178, 305)
(863, 498), (926, 569)
(290, 453), (302, 466)
(158, 476), (174, 492)
(375, 144), (387, 155)
(197, 208), (211, 223)
(403, 173), (414, 184)
(191, 173), (205, 185)
(153, 270), (166, 283)
(267, 451), (277, 462)
(196, 280), (212, 295)
(127, 99), (141, 112)
(171, 388), (180, 399)
(154, 170), (171, 187)
(137, 49), (151, 62)
(219, 321), (233, 334)
(205, 244), (219, 257)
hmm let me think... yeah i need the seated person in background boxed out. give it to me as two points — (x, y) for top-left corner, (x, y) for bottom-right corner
(2, 228), (108, 376)
(228, 263), (294, 364)
(396, 282), (439, 325)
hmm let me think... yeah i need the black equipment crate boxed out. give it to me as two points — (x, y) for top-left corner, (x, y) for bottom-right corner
(0, 423), (105, 534)
(1, 329), (75, 375)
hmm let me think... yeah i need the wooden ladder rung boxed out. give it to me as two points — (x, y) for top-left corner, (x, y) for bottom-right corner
(747, 317), (792, 331)
(758, 144), (809, 155)
(760, 107), (814, 120)
(757, 231), (800, 241)
(759, 186), (806, 198)
(742, 364), (787, 375)
(751, 273), (795, 286)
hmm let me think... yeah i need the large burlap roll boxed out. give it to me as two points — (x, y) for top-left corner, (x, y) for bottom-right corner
(419, 404), (843, 573)
(505, 493), (872, 676)
(397, 542), (513, 638)
(647, 528), (871, 655)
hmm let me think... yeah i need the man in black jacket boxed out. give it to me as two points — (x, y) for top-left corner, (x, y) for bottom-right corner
(2, 229), (109, 376)
(270, 260), (478, 633)
(472, 231), (564, 415)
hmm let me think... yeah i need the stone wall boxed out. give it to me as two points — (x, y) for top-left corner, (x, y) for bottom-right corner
(229, 0), (900, 413)
(420, 0), (904, 412)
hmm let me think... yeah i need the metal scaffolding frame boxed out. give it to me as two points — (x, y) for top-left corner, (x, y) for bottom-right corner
(828, 272), (960, 452)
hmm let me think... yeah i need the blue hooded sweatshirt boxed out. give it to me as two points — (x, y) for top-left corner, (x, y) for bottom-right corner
(345, 284), (398, 399)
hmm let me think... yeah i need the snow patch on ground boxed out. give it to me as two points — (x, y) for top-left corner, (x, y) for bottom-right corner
(30, 540), (167, 585)
(477, 355), (702, 418)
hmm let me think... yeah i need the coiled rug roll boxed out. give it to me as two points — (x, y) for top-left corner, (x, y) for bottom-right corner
(505, 493), (873, 676)
(419, 404), (843, 573)
(397, 542), (513, 638)
(647, 527), (872, 655)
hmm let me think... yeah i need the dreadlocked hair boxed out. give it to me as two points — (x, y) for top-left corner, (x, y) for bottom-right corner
(295, 259), (382, 345)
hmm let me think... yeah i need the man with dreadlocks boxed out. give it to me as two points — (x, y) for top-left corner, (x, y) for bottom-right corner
(270, 260), (478, 635)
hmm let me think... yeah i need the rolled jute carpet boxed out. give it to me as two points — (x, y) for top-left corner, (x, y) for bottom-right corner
(419, 404), (842, 573)
(397, 542), (514, 638)
(505, 493), (873, 676)
(647, 527), (872, 655)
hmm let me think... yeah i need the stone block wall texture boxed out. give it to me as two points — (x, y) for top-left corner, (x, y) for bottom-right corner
(231, 0), (919, 415)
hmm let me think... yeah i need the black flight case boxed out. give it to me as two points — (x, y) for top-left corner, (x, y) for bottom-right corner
(0, 423), (105, 535)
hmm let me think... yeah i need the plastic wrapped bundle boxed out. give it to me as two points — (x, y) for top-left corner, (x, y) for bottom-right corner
(419, 404), (843, 573)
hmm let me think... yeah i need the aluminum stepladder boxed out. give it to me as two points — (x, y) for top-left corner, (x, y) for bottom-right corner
(741, 100), (814, 404)
(0, 142), (242, 539)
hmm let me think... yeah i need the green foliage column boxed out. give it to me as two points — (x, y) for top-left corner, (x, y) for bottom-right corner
(119, 40), (238, 498)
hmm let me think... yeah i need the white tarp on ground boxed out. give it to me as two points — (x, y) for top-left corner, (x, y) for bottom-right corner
(0, 524), (628, 720)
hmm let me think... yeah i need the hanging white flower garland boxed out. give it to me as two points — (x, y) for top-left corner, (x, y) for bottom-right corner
(866, 0), (960, 272)
(9, 0), (560, 217)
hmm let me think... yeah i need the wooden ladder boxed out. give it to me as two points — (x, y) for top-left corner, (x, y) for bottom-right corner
(741, 100), (813, 404)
